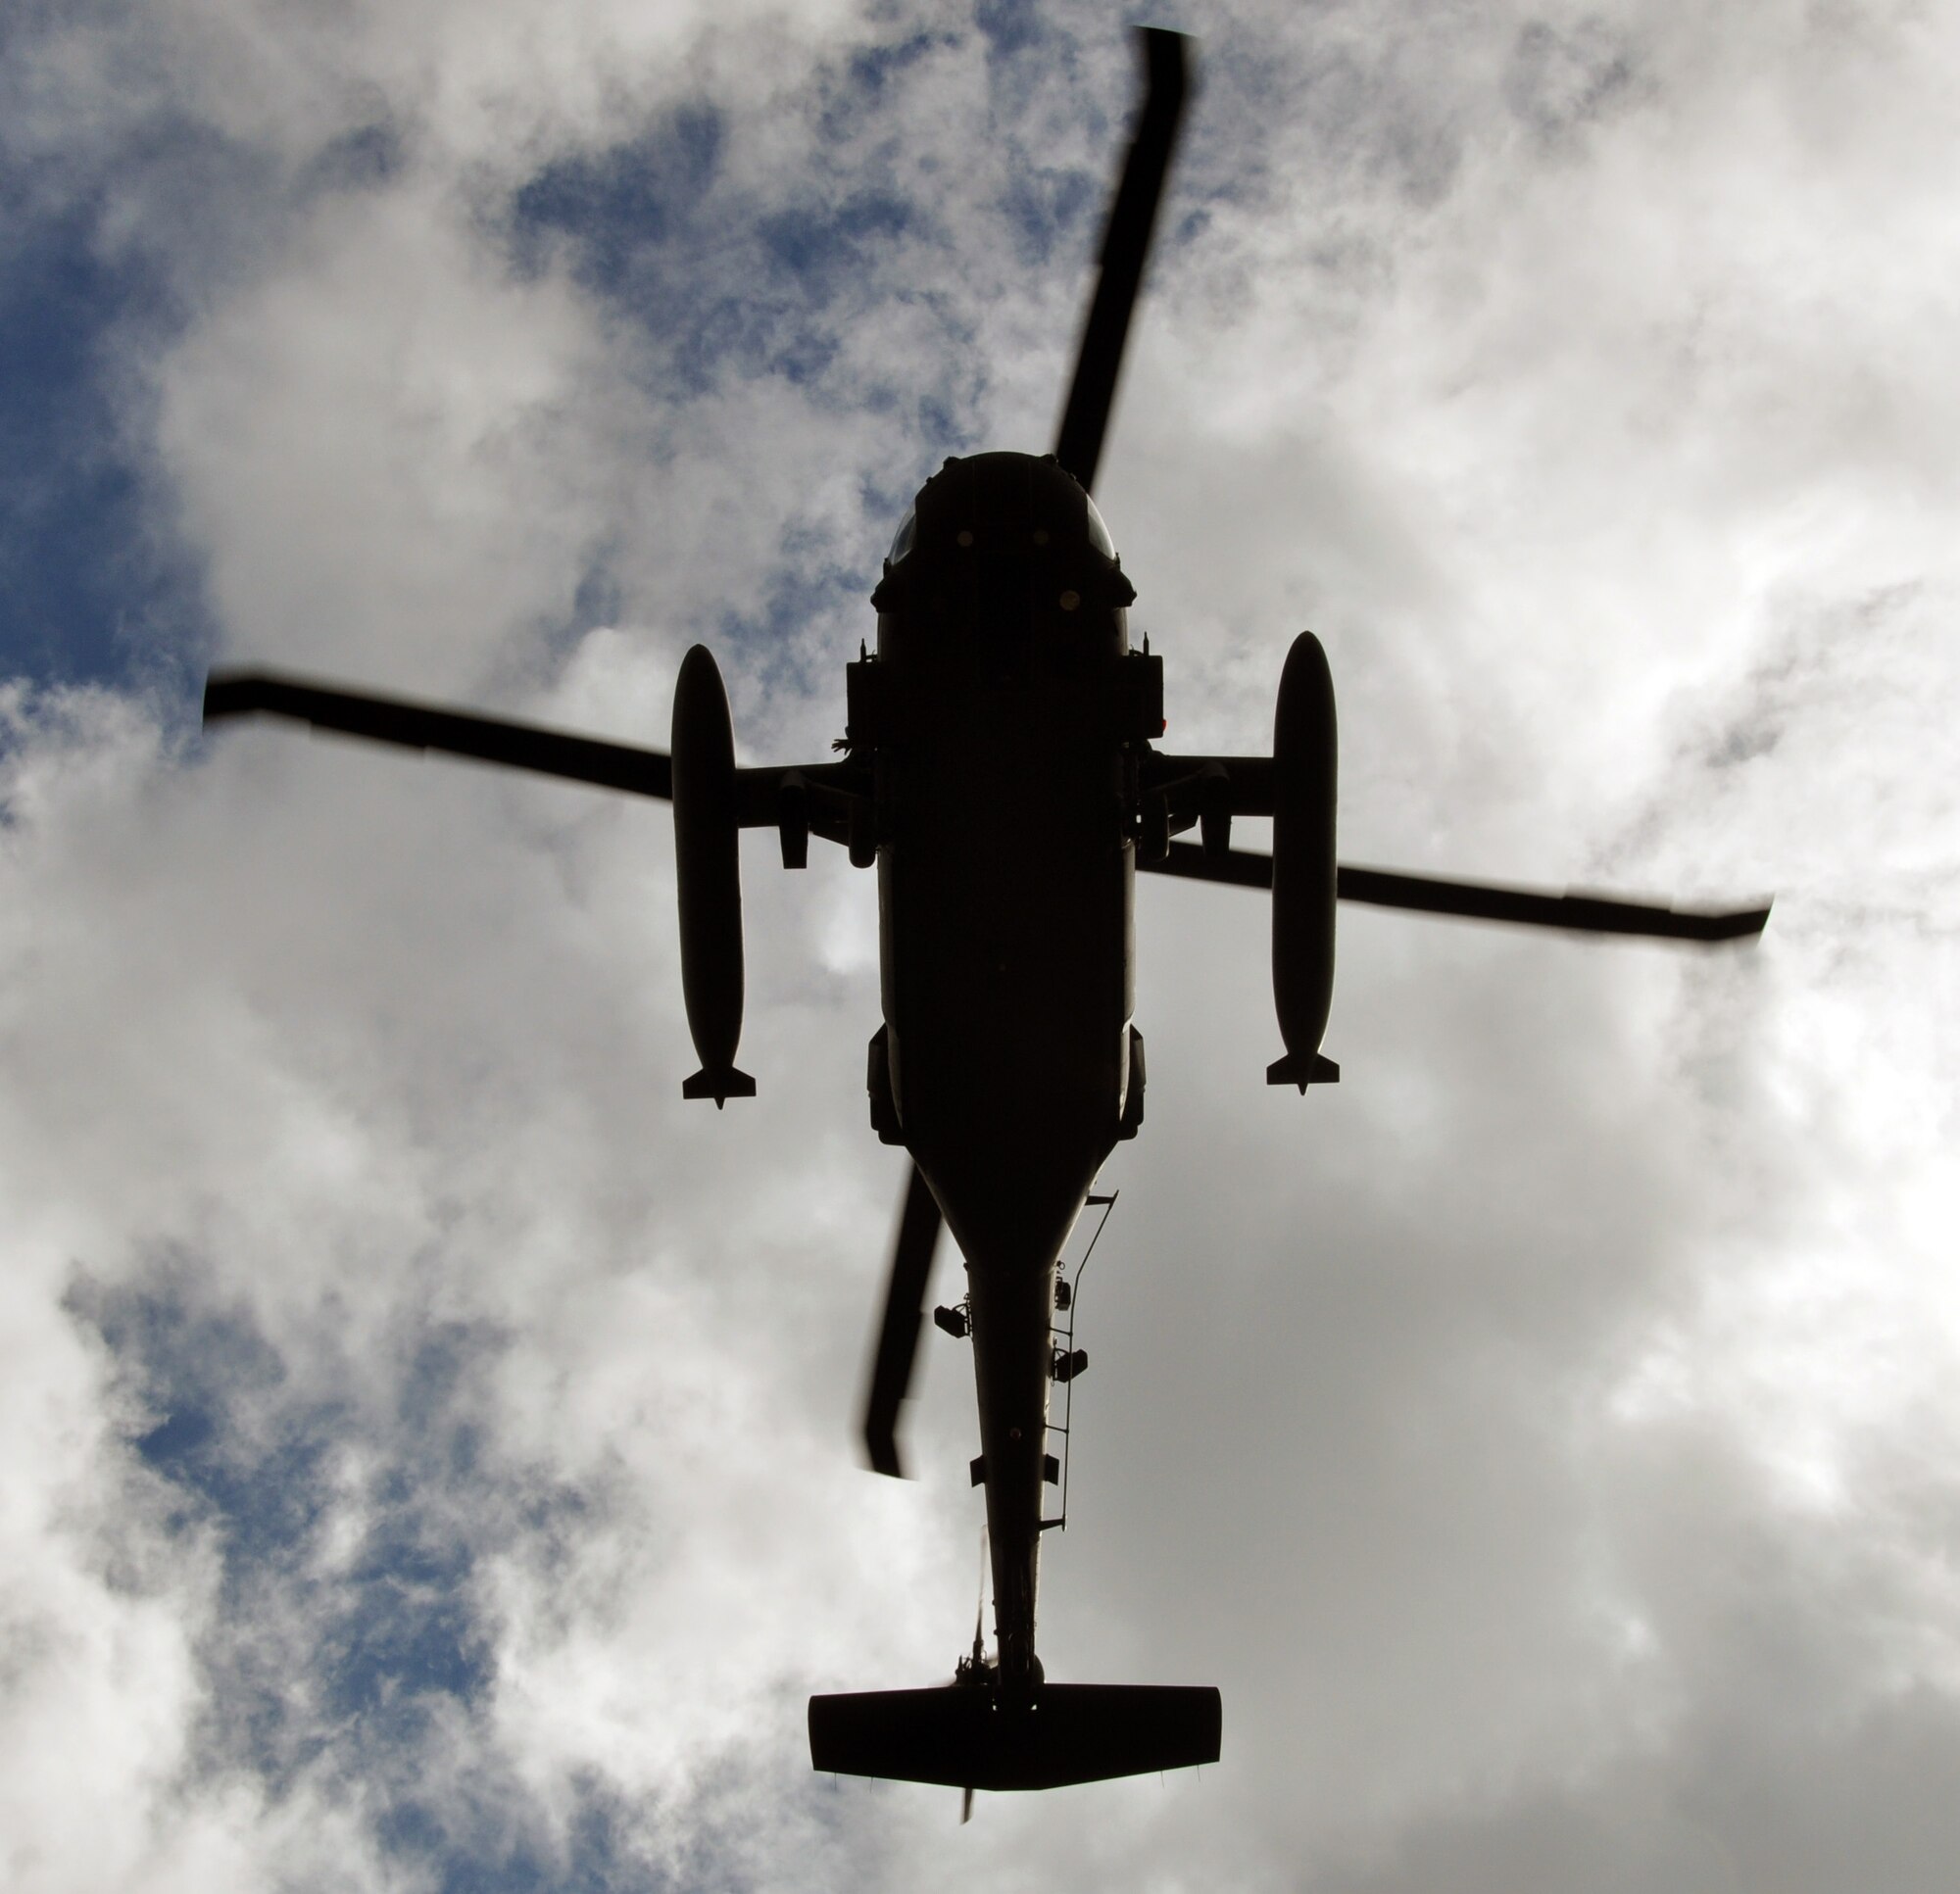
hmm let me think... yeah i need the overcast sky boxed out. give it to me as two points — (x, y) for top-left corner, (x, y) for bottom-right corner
(2, 0), (1957, 1888)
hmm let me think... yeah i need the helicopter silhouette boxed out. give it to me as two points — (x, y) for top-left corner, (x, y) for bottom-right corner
(202, 27), (1769, 1806)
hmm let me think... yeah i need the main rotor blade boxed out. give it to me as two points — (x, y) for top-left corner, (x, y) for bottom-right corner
(204, 669), (672, 800)
(862, 1161), (944, 1480)
(1141, 842), (1772, 943)
(1052, 27), (1191, 494)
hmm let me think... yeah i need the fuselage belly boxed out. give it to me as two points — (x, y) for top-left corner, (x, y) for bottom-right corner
(867, 452), (1141, 1684)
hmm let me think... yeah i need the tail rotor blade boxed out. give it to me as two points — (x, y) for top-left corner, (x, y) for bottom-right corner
(861, 1162), (943, 1478)
(1053, 27), (1192, 494)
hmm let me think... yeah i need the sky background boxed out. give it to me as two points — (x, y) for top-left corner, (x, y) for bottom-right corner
(2, 1), (1957, 1888)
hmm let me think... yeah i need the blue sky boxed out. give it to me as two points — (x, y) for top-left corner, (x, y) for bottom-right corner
(0, 10), (1079, 702)
(2, 4), (1959, 1891)
(0, 184), (201, 688)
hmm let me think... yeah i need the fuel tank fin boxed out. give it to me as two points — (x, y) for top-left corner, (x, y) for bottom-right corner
(1265, 1051), (1340, 1092)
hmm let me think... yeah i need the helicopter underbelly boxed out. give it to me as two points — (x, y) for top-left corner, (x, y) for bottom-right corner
(874, 654), (1133, 1676)
(877, 687), (1132, 1279)
(858, 444), (1148, 1679)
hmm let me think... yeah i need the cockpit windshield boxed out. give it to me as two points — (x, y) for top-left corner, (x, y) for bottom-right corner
(1085, 496), (1114, 558)
(887, 492), (1114, 563)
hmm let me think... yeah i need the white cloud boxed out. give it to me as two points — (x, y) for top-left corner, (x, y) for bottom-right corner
(1, 0), (1957, 1886)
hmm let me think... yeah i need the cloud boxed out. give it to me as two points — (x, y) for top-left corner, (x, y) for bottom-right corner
(1, 1), (1957, 1888)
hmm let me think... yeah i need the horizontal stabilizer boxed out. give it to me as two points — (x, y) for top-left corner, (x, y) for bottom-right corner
(808, 1682), (1221, 1791)
(1267, 1051), (1340, 1091)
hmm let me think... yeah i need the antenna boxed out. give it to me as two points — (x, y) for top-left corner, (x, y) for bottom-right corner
(967, 1527), (989, 1671)
(961, 1528), (988, 1823)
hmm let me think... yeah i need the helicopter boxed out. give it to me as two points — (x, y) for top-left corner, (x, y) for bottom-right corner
(201, 28), (1770, 1807)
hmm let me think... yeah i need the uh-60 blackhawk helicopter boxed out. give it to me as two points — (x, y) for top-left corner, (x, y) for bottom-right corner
(203, 28), (1769, 1813)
